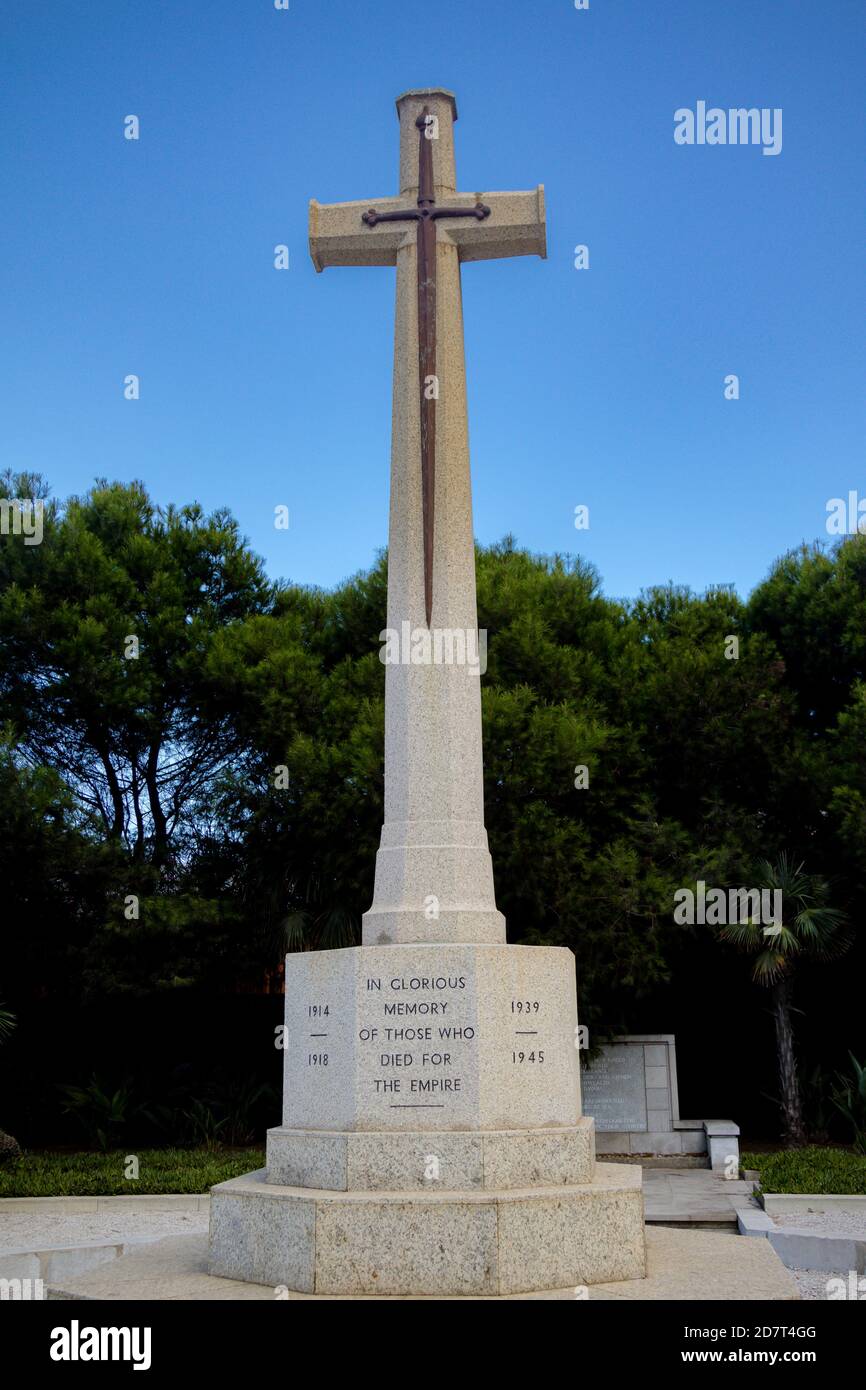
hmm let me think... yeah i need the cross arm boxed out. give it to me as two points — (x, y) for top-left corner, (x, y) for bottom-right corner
(309, 195), (415, 271)
(441, 186), (547, 263)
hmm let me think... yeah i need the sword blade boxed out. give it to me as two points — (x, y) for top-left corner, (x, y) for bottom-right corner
(417, 212), (436, 628)
(416, 109), (437, 628)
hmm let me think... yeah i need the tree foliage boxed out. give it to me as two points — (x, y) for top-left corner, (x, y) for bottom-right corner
(1, 479), (863, 1092)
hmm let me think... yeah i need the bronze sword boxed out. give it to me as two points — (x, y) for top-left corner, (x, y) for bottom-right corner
(363, 108), (490, 626)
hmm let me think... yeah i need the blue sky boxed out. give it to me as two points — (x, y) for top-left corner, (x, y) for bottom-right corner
(1, 0), (863, 603)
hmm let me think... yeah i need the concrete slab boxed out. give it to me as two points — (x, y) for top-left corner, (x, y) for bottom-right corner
(642, 1166), (753, 1225)
(590, 1226), (797, 1301)
(0, 1195), (210, 1211)
(767, 1229), (866, 1274)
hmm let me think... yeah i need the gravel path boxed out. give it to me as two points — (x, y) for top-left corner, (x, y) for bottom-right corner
(770, 1209), (866, 1300)
(0, 1209), (209, 1250)
(773, 1210), (866, 1237)
(793, 1268), (857, 1299)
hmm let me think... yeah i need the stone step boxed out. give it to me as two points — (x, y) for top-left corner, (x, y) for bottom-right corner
(208, 1161), (645, 1296)
(266, 1118), (595, 1191)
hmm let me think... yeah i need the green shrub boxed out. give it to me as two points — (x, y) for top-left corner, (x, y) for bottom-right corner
(831, 1054), (866, 1156)
(0, 1147), (264, 1197)
(57, 1075), (144, 1152)
(743, 1146), (866, 1195)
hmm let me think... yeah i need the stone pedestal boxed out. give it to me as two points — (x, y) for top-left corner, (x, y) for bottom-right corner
(208, 945), (647, 1296)
(279, 944), (581, 1131)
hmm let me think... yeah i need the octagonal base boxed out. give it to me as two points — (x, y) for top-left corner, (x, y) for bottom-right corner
(266, 1118), (596, 1190)
(208, 1162), (645, 1297)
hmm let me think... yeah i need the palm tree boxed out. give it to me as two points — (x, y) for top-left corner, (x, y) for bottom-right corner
(719, 855), (849, 1146)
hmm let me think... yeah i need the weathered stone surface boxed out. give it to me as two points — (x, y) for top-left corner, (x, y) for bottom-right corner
(480, 1119), (594, 1189)
(208, 1175), (315, 1293)
(266, 1117), (595, 1191)
(208, 1162), (644, 1296)
(346, 1130), (484, 1192)
(281, 943), (581, 1132)
(266, 1129), (348, 1190)
(47, 1225), (799, 1301)
(496, 1176), (646, 1293)
(315, 1194), (500, 1297)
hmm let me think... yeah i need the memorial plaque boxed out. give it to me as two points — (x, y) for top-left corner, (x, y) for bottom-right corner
(281, 943), (581, 1132)
(581, 1044), (648, 1132)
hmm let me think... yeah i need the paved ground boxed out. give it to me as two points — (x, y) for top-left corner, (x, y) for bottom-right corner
(640, 1167), (865, 1300)
(0, 1207), (209, 1251)
(43, 1226), (797, 1301)
(793, 1268), (854, 1299)
(641, 1165), (754, 1224)
(0, 1168), (750, 1243)
(774, 1210), (866, 1236)
(3, 1169), (856, 1301)
(772, 1209), (866, 1301)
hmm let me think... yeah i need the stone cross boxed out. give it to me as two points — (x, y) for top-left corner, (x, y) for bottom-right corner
(310, 88), (546, 947)
(209, 89), (650, 1304)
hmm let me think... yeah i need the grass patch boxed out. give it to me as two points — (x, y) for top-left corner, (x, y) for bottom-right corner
(0, 1147), (265, 1197)
(742, 1146), (866, 1196)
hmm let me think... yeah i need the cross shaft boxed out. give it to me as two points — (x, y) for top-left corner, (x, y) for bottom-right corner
(362, 109), (491, 626)
(308, 88), (545, 947)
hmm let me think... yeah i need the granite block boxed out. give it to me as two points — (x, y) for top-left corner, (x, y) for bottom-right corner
(679, 1129), (708, 1155)
(629, 1131), (682, 1156)
(267, 1129), (347, 1190)
(315, 1195), (499, 1296)
(645, 1088), (670, 1110)
(282, 943), (582, 1133)
(209, 1172), (315, 1292)
(348, 1130), (483, 1191)
(481, 1119), (594, 1188)
(646, 1110), (671, 1132)
(594, 1131), (630, 1154)
(496, 1165), (645, 1293)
